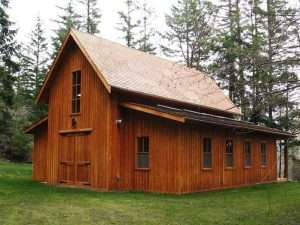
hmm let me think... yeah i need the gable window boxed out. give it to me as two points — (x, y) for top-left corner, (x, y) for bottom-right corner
(203, 138), (212, 169)
(72, 70), (81, 114)
(244, 141), (252, 167)
(260, 143), (267, 166)
(225, 140), (234, 168)
(137, 137), (149, 169)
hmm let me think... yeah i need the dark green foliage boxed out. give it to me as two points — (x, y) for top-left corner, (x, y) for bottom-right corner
(161, 0), (217, 70)
(79, 0), (101, 34)
(0, 0), (19, 160)
(209, 0), (300, 134)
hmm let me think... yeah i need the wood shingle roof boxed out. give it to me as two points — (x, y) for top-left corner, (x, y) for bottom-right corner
(37, 29), (241, 115)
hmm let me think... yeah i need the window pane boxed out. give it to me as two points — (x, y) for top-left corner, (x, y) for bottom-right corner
(72, 73), (77, 85)
(261, 143), (267, 166)
(203, 138), (212, 168)
(72, 71), (81, 113)
(76, 99), (80, 113)
(137, 137), (149, 168)
(226, 140), (233, 153)
(138, 153), (149, 168)
(244, 142), (251, 167)
(225, 140), (234, 167)
(72, 86), (77, 99)
(72, 100), (76, 114)
(204, 153), (212, 168)
(76, 71), (81, 84)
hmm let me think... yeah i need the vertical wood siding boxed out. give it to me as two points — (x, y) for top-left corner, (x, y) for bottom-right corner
(46, 38), (111, 190)
(32, 124), (48, 182)
(119, 110), (278, 194)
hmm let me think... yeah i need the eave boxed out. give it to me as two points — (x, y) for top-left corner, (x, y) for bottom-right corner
(24, 117), (48, 134)
(120, 102), (295, 139)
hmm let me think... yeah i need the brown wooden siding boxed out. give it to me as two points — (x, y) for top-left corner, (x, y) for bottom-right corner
(46, 38), (111, 189)
(32, 123), (48, 182)
(119, 110), (277, 194)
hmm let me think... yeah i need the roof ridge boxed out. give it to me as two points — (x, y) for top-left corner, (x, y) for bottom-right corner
(71, 29), (210, 77)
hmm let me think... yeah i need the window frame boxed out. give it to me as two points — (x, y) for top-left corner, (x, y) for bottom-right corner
(202, 137), (213, 170)
(244, 141), (252, 168)
(225, 139), (234, 169)
(260, 142), (267, 167)
(136, 136), (150, 170)
(71, 70), (81, 114)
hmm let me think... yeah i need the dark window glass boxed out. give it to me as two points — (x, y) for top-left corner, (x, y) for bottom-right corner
(244, 141), (252, 167)
(137, 137), (149, 169)
(261, 143), (267, 166)
(225, 140), (234, 167)
(203, 138), (212, 169)
(72, 71), (81, 113)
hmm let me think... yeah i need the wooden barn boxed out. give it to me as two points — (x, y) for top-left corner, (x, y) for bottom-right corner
(25, 29), (293, 194)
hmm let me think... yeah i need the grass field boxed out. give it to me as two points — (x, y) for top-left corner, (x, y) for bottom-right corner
(0, 162), (300, 225)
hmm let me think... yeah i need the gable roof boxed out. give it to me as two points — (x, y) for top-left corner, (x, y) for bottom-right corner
(37, 29), (241, 115)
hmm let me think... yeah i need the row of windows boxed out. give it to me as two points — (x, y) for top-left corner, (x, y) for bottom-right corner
(136, 137), (268, 169)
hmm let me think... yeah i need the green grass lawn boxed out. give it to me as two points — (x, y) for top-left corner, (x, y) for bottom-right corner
(0, 162), (300, 225)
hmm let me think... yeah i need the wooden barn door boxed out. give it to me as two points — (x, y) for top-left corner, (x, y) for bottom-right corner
(59, 133), (91, 186)
(75, 135), (91, 186)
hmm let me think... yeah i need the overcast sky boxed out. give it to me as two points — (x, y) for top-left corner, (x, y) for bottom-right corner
(9, 0), (173, 45)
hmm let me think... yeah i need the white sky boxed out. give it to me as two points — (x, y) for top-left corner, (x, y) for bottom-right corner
(9, 0), (299, 46)
(9, 0), (173, 45)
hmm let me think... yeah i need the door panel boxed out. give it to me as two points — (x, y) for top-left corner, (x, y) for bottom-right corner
(75, 135), (91, 185)
(59, 136), (75, 184)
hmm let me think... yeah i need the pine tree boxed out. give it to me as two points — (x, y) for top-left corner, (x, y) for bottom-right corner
(0, 0), (19, 159)
(161, 0), (217, 70)
(262, 0), (298, 125)
(80, 0), (101, 34)
(51, 0), (81, 57)
(17, 16), (49, 120)
(135, 1), (156, 54)
(117, 0), (140, 48)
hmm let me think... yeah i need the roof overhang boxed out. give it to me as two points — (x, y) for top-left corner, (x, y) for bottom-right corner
(24, 117), (48, 134)
(120, 102), (295, 139)
(121, 102), (185, 123)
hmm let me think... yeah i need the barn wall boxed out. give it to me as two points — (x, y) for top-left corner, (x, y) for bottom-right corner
(32, 123), (48, 182)
(46, 38), (111, 189)
(119, 110), (277, 194)
(119, 110), (181, 194)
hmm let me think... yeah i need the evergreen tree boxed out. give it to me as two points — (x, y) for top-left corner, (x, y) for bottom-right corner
(51, 0), (81, 57)
(17, 16), (49, 120)
(80, 0), (101, 34)
(161, 0), (217, 70)
(0, 0), (18, 159)
(117, 0), (140, 48)
(135, 1), (156, 54)
(261, 0), (298, 125)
